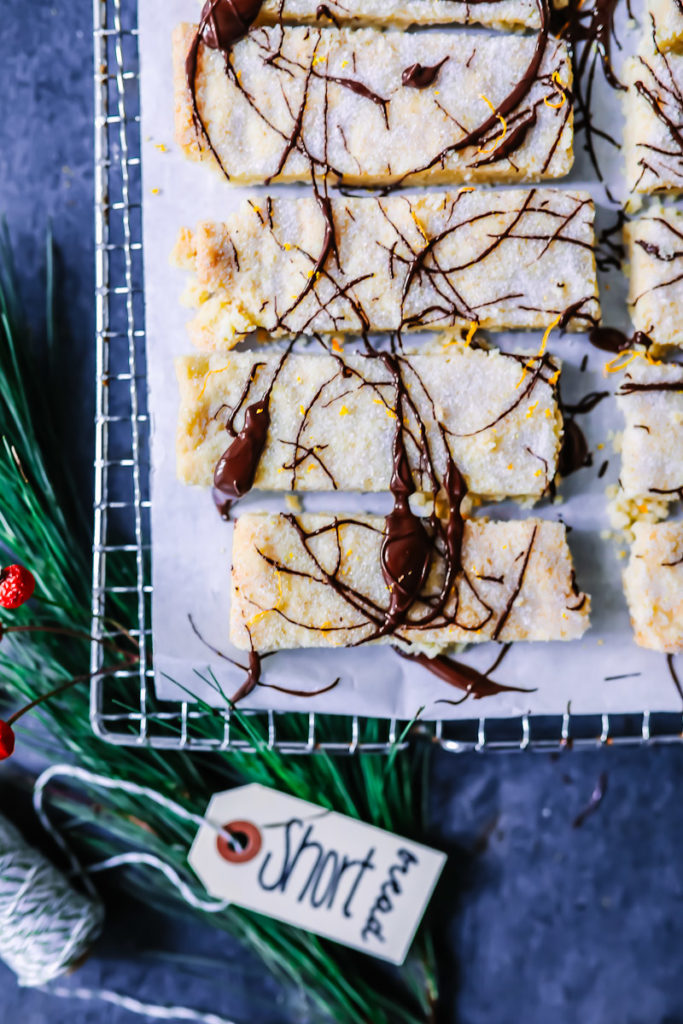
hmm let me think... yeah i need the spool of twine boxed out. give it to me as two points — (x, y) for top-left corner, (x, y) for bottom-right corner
(0, 811), (104, 987)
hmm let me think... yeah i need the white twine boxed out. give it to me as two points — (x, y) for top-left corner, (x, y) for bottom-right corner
(46, 985), (242, 1024)
(0, 763), (245, 1024)
(33, 764), (232, 915)
(0, 813), (104, 987)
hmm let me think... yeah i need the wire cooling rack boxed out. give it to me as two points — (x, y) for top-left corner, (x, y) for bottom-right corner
(89, 0), (683, 753)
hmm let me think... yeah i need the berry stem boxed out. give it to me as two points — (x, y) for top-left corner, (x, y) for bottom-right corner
(1, 621), (139, 727)
(6, 675), (89, 726)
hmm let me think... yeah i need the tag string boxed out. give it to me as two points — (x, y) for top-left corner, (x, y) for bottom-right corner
(23, 763), (254, 1023)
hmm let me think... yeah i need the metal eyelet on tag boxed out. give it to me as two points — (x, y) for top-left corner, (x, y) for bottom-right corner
(216, 819), (262, 863)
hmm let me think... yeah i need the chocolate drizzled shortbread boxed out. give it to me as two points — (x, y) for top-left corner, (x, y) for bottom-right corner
(623, 521), (683, 653)
(230, 514), (590, 653)
(175, 19), (573, 186)
(172, 190), (599, 350)
(176, 346), (563, 500)
(625, 205), (683, 352)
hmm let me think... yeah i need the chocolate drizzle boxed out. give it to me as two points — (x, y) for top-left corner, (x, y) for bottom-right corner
(400, 0), (557, 184)
(201, 0), (263, 50)
(589, 326), (652, 354)
(559, 420), (592, 477)
(214, 401), (270, 504)
(221, 332), (563, 672)
(380, 357), (433, 635)
(398, 647), (536, 701)
(557, 388), (609, 478)
(315, 4), (340, 26)
(553, 0), (625, 194)
(632, 216), (683, 311)
(202, 325), (592, 706)
(667, 654), (683, 703)
(213, 346), (292, 514)
(618, 378), (683, 396)
(401, 58), (449, 90)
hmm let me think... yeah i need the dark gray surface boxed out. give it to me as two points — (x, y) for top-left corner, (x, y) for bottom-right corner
(1, 2), (683, 1022)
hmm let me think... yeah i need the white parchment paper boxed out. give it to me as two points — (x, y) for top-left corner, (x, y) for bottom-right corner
(139, 0), (682, 719)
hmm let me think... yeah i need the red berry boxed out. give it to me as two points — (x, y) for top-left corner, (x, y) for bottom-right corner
(0, 565), (35, 609)
(0, 720), (15, 760)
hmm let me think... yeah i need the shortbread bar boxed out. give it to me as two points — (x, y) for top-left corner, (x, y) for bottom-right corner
(624, 45), (683, 196)
(646, 0), (683, 51)
(616, 359), (683, 500)
(230, 514), (590, 652)
(255, 0), (548, 31)
(625, 205), (683, 352)
(623, 521), (683, 653)
(172, 190), (599, 350)
(176, 346), (562, 499)
(175, 23), (573, 186)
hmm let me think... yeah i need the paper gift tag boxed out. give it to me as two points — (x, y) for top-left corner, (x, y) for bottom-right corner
(188, 783), (446, 965)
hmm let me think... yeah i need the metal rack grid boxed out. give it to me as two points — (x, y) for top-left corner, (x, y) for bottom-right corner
(89, 0), (683, 754)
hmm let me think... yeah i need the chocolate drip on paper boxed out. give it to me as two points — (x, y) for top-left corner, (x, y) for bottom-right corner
(228, 650), (263, 703)
(563, 391), (609, 415)
(552, 0), (624, 194)
(397, 647), (535, 701)
(189, 615), (343, 703)
(596, 210), (626, 272)
(557, 303), (652, 356)
(557, 388), (608, 478)
(590, 326), (633, 354)
(559, 420), (591, 476)
(667, 654), (683, 703)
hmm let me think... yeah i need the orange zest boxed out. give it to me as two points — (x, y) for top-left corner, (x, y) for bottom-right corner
(515, 313), (561, 389)
(477, 94), (507, 155)
(197, 362), (231, 401)
(604, 350), (638, 374)
(544, 71), (567, 110)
